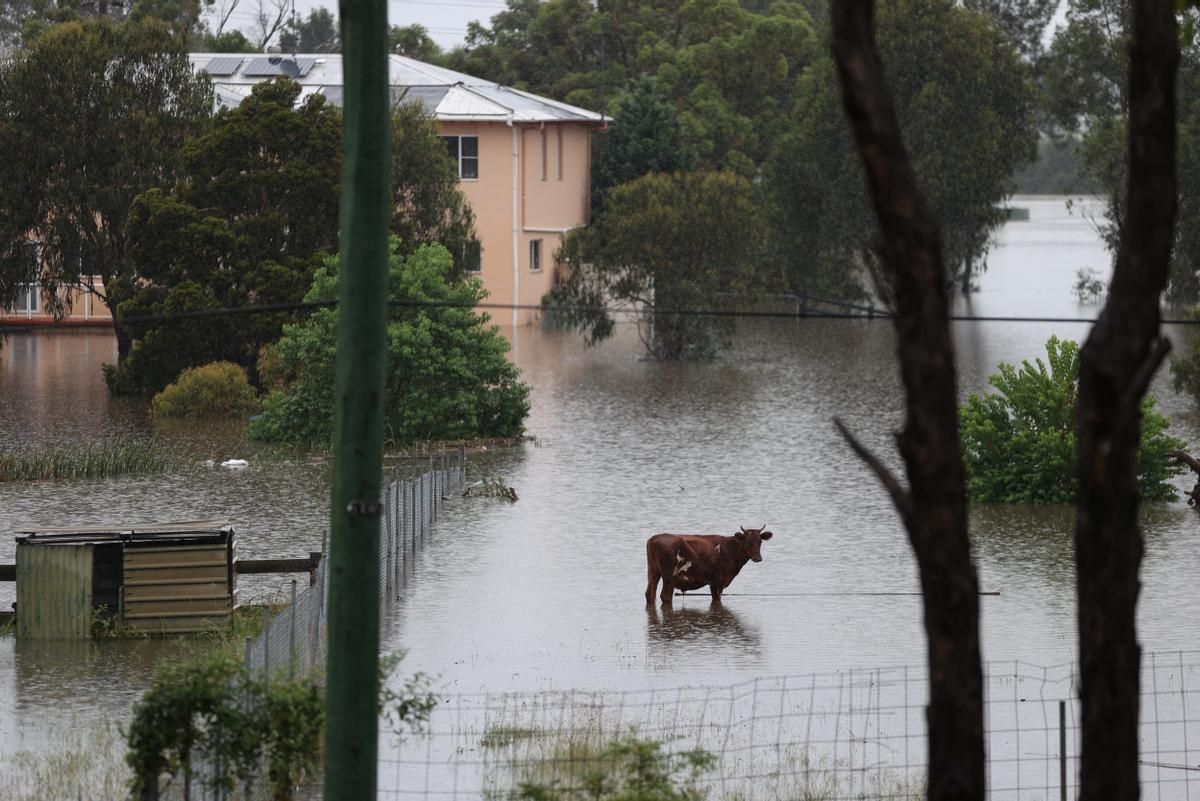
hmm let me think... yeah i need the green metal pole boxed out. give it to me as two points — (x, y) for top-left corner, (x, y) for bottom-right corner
(324, 0), (390, 793)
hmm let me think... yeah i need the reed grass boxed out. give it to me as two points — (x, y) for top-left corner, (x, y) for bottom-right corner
(0, 441), (172, 482)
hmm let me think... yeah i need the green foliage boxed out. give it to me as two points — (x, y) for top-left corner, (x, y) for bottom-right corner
(0, 18), (212, 319)
(389, 23), (443, 59)
(764, 0), (1037, 300)
(150, 361), (262, 420)
(279, 7), (340, 53)
(1043, 0), (1200, 303)
(0, 441), (171, 482)
(106, 76), (342, 396)
(551, 170), (767, 360)
(590, 76), (697, 213)
(249, 241), (530, 446)
(1169, 307), (1200, 405)
(442, 0), (818, 173)
(960, 337), (1187, 503)
(108, 86), (477, 397)
(510, 735), (716, 801)
(125, 654), (322, 801)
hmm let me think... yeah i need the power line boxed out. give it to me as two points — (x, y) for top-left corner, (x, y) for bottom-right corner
(4, 295), (1200, 334)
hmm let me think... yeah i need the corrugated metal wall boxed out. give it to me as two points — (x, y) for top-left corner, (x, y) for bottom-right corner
(122, 542), (233, 633)
(15, 543), (93, 640)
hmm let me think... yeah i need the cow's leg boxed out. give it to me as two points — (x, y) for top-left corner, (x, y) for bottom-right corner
(646, 562), (660, 606)
(660, 576), (675, 607)
(710, 583), (723, 603)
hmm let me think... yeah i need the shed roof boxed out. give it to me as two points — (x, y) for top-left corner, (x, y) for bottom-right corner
(15, 520), (233, 544)
(188, 53), (606, 124)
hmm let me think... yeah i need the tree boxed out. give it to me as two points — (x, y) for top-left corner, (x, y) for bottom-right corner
(767, 0), (1037, 301)
(442, 0), (819, 173)
(963, 0), (1058, 61)
(590, 76), (696, 213)
(0, 18), (212, 352)
(960, 336), (1185, 503)
(248, 241), (530, 445)
(389, 102), (479, 280)
(106, 78), (343, 395)
(1072, 0), (1178, 795)
(279, 7), (339, 53)
(109, 87), (479, 396)
(830, 0), (985, 796)
(550, 170), (766, 360)
(1044, 0), (1200, 303)
(388, 23), (441, 60)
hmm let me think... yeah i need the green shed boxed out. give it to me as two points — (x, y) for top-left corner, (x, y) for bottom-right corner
(15, 521), (237, 639)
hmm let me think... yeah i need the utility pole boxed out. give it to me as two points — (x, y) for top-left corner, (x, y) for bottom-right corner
(323, 0), (390, 793)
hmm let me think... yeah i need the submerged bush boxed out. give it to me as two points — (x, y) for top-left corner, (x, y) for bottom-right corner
(150, 361), (261, 420)
(0, 441), (171, 481)
(960, 336), (1186, 503)
(249, 240), (530, 446)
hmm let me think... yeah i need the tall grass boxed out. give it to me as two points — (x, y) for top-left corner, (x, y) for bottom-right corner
(0, 441), (172, 482)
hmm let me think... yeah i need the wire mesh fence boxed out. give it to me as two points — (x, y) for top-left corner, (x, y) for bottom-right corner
(377, 651), (1200, 801)
(166, 451), (467, 801)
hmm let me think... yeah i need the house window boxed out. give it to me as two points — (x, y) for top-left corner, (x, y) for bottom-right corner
(462, 239), (482, 274)
(442, 135), (479, 180)
(540, 128), (547, 181)
(12, 240), (39, 314)
(530, 239), (542, 273)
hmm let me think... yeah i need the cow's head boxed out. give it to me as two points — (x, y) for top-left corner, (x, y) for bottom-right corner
(735, 524), (774, 562)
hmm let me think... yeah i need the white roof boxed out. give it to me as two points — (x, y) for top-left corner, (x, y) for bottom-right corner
(188, 53), (606, 124)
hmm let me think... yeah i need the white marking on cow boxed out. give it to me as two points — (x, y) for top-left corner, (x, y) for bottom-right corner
(716, 544), (721, 554)
(673, 561), (692, 577)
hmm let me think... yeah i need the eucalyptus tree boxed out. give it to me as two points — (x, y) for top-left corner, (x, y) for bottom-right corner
(766, 0), (1037, 301)
(0, 18), (212, 353)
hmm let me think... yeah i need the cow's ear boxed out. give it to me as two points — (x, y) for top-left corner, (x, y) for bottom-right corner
(734, 528), (745, 539)
(760, 530), (773, 541)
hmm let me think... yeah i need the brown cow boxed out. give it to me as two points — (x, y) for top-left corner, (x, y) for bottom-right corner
(644, 525), (774, 606)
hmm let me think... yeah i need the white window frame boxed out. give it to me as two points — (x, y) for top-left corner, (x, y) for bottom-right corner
(442, 135), (479, 181)
(529, 239), (543, 273)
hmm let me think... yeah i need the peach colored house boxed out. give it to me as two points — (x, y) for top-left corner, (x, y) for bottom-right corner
(3, 54), (604, 328)
(196, 53), (605, 326)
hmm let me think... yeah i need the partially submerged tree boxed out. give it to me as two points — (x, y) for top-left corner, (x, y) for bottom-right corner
(960, 336), (1184, 503)
(830, 0), (985, 797)
(249, 242), (530, 446)
(550, 170), (766, 360)
(0, 18), (212, 351)
(107, 77), (342, 396)
(767, 0), (1037, 300)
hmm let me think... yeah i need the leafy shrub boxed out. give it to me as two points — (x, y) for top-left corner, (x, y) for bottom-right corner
(960, 336), (1186, 503)
(150, 361), (261, 420)
(249, 240), (530, 446)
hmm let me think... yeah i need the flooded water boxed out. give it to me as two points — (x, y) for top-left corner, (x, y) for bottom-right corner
(5, 196), (1200, 795)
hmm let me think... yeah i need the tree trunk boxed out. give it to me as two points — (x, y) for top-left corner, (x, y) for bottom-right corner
(829, 1), (984, 799)
(114, 316), (132, 362)
(1075, 0), (1177, 798)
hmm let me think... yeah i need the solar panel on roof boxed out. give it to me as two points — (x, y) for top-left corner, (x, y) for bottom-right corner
(241, 57), (318, 77)
(203, 56), (244, 76)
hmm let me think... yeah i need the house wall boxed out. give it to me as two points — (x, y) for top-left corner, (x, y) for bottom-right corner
(444, 119), (594, 326)
(0, 279), (112, 328)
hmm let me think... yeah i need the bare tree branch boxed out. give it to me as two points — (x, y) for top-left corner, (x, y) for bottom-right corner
(254, 0), (289, 48)
(832, 418), (912, 519)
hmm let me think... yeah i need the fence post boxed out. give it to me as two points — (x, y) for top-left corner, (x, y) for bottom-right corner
(429, 454), (435, 525)
(262, 606), (271, 678)
(1060, 700), (1068, 801)
(459, 444), (466, 488)
(288, 579), (298, 678)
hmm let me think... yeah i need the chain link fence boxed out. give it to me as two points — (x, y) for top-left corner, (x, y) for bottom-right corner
(166, 451), (466, 801)
(377, 651), (1200, 801)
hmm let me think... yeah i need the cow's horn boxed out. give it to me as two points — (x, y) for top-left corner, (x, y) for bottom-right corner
(739, 525), (748, 533)
(759, 522), (766, 532)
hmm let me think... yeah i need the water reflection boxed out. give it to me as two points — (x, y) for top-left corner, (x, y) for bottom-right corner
(645, 601), (763, 659)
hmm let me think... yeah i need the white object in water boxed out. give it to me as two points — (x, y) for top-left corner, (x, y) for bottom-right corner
(221, 459), (249, 468)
